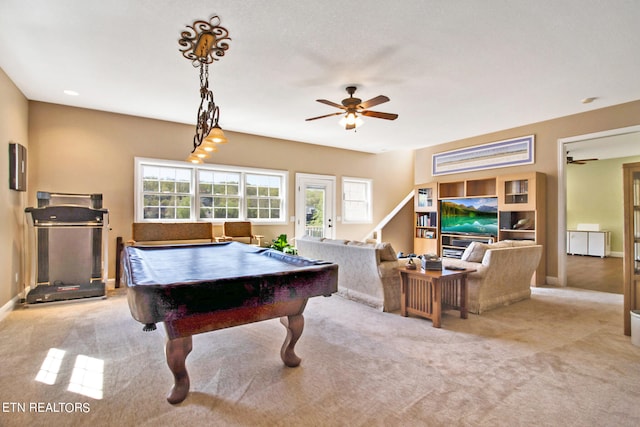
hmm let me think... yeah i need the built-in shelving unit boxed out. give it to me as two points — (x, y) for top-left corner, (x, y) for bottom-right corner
(497, 172), (546, 285)
(414, 171), (546, 285)
(413, 183), (438, 255)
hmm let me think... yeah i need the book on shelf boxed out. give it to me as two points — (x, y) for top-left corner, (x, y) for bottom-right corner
(416, 213), (436, 227)
(416, 229), (435, 239)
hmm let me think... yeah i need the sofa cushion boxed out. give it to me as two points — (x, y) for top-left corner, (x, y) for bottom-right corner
(489, 241), (513, 249)
(461, 241), (489, 262)
(506, 239), (536, 247)
(323, 238), (349, 245)
(347, 240), (375, 248)
(376, 242), (397, 261)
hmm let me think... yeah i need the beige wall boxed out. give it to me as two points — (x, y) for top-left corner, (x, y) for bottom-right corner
(415, 99), (640, 283)
(567, 155), (640, 254)
(27, 102), (415, 281)
(5, 64), (640, 305)
(0, 68), (29, 308)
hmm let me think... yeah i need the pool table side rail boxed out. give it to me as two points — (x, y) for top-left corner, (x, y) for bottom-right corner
(122, 244), (338, 328)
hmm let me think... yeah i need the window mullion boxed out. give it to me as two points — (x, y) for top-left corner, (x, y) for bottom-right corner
(240, 172), (246, 220)
(193, 167), (199, 221)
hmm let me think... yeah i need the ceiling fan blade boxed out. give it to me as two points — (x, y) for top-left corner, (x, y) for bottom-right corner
(305, 111), (344, 121)
(358, 95), (389, 110)
(316, 99), (346, 109)
(361, 110), (398, 120)
(568, 158), (598, 164)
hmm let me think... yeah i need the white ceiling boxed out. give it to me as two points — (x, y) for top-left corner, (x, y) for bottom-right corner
(565, 131), (640, 162)
(1, 1), (640, 154)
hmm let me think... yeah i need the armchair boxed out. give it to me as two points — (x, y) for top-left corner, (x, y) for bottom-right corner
(221, 221), (264, 246)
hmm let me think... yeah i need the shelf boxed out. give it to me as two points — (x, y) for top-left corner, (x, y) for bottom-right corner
(466, 178), (496, 197)
(416, 188), (434, 209)
(415, 226), (436, 239)
(504, 193), (529, 204)
(415, 212), (437, 231)
(498, 172), (543, 211)
(499, 210), (535, 230)
(438, 178), (496, 198)
(415, 183), (437, 212)
(439, 181), (465, 198)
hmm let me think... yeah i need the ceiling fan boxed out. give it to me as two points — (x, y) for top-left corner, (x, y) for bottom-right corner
(566, 151), (599, 165)
(305, 86), (398, 130)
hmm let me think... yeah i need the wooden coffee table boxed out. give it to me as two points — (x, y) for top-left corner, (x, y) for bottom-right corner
(397, 266), (474, 327)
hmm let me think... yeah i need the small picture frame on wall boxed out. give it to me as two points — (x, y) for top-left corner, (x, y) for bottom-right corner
(9, 142), (27, 191)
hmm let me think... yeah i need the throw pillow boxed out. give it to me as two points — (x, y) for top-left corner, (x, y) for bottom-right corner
(461, 241), (489, 262)
(375, 242), (397, 261)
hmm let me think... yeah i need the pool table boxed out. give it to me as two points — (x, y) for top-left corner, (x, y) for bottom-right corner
(121, 241), (338, 404)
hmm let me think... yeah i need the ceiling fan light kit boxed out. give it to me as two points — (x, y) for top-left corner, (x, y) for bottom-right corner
(339, 112), (364, 128)
(306, 86), (398, 131)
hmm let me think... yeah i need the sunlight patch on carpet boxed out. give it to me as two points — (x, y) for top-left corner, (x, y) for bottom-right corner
(68, 354), (104, 399)
(35, 348), (66, 385)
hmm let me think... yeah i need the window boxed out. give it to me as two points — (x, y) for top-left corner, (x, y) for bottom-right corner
(246, 174), (282, 220)
(342, 177), (372, 223)
(135, 158), (287, 223)
(199, 170), (240, 219)
(140, 165), (192, 220)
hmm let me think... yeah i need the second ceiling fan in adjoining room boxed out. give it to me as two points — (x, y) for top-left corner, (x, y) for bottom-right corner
(305, 86), (398, 130)
(566, 151), (599, 165)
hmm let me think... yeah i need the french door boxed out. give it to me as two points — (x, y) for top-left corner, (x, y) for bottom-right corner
(295, 174), (335, 239)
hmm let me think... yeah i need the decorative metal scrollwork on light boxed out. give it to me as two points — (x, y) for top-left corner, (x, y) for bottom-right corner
(179, 15), (231, 164)
(179, 16), (230, 66)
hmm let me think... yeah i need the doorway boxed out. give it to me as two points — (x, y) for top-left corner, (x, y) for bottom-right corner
(295, 173), (336, 239)
(558, 125), (640, 293)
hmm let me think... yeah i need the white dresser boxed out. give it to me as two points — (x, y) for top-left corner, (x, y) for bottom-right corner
(567, 228), (611, 258)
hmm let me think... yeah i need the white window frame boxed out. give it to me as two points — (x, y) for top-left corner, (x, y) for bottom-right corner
(342, 176), (373, 224)
(134, 157), (288, 224)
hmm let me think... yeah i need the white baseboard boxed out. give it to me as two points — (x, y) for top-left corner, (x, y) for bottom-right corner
(1, 280), (117, 324)
(0, 294), (21, 323)
(546, 276), (560, 286)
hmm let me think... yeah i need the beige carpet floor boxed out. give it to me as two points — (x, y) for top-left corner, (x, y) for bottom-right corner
(0, 286), (639, 427)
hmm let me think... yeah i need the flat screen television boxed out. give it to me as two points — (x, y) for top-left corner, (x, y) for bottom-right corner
(440, 197), (498, 236)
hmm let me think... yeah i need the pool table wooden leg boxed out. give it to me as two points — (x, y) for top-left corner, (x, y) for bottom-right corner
(165, 335), (193, 404)
(280, 313), (304, 367)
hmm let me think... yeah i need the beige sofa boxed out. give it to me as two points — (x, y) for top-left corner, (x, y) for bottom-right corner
(295, 236), (402, 312)
(442, 240), (543, 314)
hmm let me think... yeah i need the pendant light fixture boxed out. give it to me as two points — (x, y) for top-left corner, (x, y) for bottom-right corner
(178, 15), (231, 164)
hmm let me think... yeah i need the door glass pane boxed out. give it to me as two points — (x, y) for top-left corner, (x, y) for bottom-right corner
(305, 187), (325, 237)
(417, 188), (432, 208)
